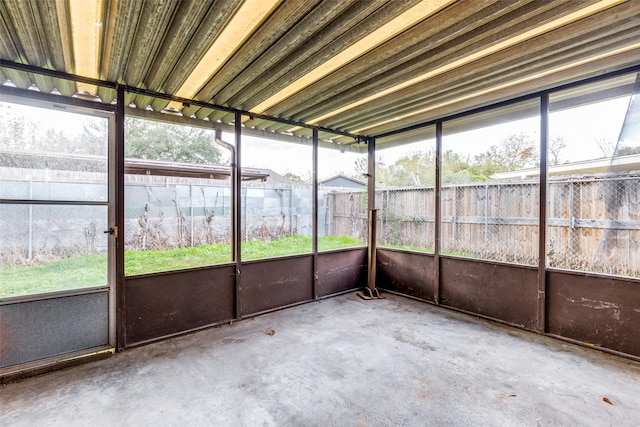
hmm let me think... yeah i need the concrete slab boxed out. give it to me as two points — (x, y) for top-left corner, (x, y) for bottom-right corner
(2, 292), (640, 426)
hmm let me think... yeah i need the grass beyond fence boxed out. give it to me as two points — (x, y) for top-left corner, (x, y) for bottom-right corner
(0, 235), (364, 298)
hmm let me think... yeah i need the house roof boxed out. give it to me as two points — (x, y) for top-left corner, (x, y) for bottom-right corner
(0, 0), (639, 150)
(320, 174), (366, 187)
(124, 158), (269, 181)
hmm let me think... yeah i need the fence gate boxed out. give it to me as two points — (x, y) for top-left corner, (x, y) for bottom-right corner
(0, 95), (116, 373)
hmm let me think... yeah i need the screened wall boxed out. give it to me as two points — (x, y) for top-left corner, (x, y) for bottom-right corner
(3, 59), (640, 378)
(375, 130), (436, 253)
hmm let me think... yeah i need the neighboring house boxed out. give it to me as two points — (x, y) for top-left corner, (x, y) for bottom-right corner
(320, 174), (366, 189)
(491, 153), (640, 180)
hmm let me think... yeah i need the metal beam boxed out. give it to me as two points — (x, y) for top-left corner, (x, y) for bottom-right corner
(374, 62), (640, 140)
(273, 0), (532, 121)
(0, 58), (361, 141)
(331, 27), (640, 133)
(115, 84), (126, 351)
(434, 121), (442, 305)
(312, 128), (319, 300)
(538, 94), (548, 333)
(234, 112), (243, 319)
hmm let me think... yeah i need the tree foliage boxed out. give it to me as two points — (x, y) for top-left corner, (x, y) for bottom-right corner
(0, 102), (107, 155)
(615, 145), (640, 156)
(125, 117), (222, 164)
(0, 103), (223, 165)
(549, 136), (567, 165)
(371, 133), (540, 187)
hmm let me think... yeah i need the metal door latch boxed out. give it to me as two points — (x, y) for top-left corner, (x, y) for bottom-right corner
(104, 226), (118, 238)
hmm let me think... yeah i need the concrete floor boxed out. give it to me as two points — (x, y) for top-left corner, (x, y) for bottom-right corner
(2, 292), (640, 426)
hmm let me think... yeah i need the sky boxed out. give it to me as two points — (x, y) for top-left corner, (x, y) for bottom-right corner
(376, 95), (631, 169)
(234, 94), (631, 178)
(2, 91), (633, 179)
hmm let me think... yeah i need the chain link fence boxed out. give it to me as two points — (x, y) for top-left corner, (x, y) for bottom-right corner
(368, 173), (640, 277)
(5, 171), (639, 277)
(125, 179), (315, 251)
(547, 173), (640, 276)
(321, 189), (367, 243)
(125, 181), (232, 251)
(441, 182), (539, 265)
(376, 187), (435, 252)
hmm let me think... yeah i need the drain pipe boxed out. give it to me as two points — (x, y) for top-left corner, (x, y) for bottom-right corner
(214, 130), (238, 263)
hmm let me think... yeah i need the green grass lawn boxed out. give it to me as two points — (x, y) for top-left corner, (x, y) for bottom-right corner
(377, 243), (434, 253)
(0, 253), (108, 297)
(1, 235), (364, 298)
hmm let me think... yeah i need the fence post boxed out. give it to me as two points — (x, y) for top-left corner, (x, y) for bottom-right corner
(189, 184), (194, 247)
(383, 189), (389, 244)
(569, 181), (574, 256)
(484, 184), (489, 246)
(289, 187), (294, 235)
(242, 188), (248, 243)
(28, 177), (33, 260)
(452, 186), (458, 243)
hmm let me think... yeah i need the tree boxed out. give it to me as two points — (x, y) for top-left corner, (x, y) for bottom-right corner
(492, 133), (537, 170)
(352, 156), (386, 182)
(125, 117), (223, 164)
(388, 150), (435, 186)
(470, 133), (537, 180)
(283, 172), (304, 183)
(0, 102), (106, 155)
(615, 145), (640, 156)
(352, 157), (369, 179)
(442, 150), (473, 183)
(597, 138), (616, 158)
(549, 136), (567, 165)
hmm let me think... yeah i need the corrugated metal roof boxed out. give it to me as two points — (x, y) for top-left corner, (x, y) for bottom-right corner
(0, 0), (639, 149)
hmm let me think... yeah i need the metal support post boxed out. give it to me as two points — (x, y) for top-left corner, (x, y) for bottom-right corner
(234, 113), (243, 318)
(358, 137), (383, 300)
(115, 84), (126, 351)
(538, 94), (549, 333)
(434, 121), (442, 304)
(312, 128), (319, 299)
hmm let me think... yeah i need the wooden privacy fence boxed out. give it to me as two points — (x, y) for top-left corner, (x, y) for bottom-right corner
(327, 173), (640, 277)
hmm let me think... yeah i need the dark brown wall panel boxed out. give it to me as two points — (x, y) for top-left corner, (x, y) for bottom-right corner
(440, 257), (538, 329)
(377, 249), (435, 302)
(125, 266), (235, 346)
(241, 256), (313, 316)
(547, 271), (640, 357)
(317, 248), (366, 297)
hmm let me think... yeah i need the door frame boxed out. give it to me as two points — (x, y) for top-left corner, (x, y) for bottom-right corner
(0, 89), (117, 375)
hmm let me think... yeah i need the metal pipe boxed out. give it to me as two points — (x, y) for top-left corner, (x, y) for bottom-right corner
(214, 125), (242, 319)
(214, 131), (236, 261)
(368, 208), (378, 292)
(367, 138), (377, 292)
